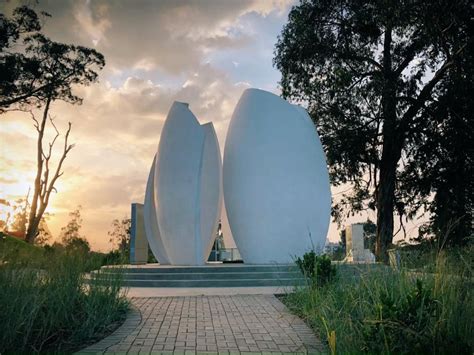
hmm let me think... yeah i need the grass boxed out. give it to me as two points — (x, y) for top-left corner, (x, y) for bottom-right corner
(281, 247), (473, 354)
(0, 233), (129, 353)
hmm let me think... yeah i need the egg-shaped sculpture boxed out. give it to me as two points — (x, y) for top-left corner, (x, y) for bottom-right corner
(144, 101), (222, 265)
(223, 88), (331, 264)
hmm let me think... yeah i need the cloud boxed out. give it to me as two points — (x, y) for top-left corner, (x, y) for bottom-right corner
(29, 1), (245, 74)
(0, 0), (294, 251)
(2, 0), (293, 75)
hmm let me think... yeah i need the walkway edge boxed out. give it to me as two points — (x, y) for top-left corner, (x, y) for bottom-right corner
(76, 305), (142, 354)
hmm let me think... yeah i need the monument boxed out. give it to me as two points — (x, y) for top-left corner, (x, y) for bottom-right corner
(344, 223), (375, 263)
(130, 203), (148, 264)
(140, 89), (331, 265)
(223, 88), (331, 264)
(143, 102), (222, 265)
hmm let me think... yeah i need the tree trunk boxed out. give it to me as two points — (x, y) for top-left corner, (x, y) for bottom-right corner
(25, 216), (41, 243)
(375, 152), (397, 262)
(25, 98), (51, 243)
(375, 25), (400, 262)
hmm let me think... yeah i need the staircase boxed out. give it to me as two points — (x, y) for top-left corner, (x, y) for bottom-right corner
(93, 264), (306, 288)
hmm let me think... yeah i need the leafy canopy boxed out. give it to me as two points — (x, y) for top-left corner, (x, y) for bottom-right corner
(274, 0), (471, 242)
(0, 5), (105, 111)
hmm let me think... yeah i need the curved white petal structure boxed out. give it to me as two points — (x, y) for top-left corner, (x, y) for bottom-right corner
(223, 88), (331, 264)
(221, 201), (237, 249)
(145, 102), (222, 265)
(198, 123), (223, 262)
(143, 155), (170, 264)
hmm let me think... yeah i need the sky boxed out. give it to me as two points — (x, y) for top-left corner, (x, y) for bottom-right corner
(0, 0), (412, 251)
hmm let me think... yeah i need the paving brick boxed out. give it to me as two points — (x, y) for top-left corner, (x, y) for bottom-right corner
(76, 295), (325, 354)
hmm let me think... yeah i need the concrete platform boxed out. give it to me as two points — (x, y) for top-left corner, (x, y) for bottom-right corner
(124, 286), (294, 298)
(96, 263), (306, 288)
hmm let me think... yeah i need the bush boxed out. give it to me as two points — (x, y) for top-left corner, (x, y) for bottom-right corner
(282, 252), (473, 354)
(295, 251), (336, 286)
(0, 236), (129, 353)
(362, 279), (439, 353)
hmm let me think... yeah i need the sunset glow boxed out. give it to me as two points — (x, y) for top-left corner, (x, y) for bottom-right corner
(0, 0), (384, 251)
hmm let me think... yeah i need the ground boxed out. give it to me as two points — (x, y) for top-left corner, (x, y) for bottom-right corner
(78, 295), (324, 354)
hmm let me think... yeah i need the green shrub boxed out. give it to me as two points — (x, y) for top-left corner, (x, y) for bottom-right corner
(362, 279), (439, 353)
(283, 251), (473, 354)
(0, 237), (128, 353)
(295, 251), (336, 286)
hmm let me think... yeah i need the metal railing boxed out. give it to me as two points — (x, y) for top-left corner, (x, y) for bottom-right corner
(208, 248), (242, 262)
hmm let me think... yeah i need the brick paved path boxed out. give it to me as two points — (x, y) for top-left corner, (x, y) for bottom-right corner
(79, 295), (325, 354)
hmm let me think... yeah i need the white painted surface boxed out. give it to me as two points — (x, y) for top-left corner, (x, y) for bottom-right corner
(198, 123), (223, 263)
(221, 201), (237, 249)
(223, 88), (331, 264)
(143, 156), (170, 264)
(147, 102), (222, 265)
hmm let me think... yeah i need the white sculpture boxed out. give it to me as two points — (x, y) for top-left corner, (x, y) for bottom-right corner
(143, 156), (170, 264)
(144, 102), (222, 265)
(223, 88), (331, 264)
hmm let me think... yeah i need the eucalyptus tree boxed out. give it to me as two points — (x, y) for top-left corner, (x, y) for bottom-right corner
(1, 6), (105, 243)
(274, 0), (471, 260)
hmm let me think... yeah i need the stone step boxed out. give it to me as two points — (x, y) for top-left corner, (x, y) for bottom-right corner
(91, 277), (306, 288)
(102, 271), (303, 281)
(91, 264), (306, 287)
(100, 265), (300, 274)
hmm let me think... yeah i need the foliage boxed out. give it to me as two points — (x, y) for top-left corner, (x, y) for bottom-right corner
(397, 242), (474, 273)
(0, 196), (52, 244)
(363, 219), (376, 253)
(362, 279), (439, 353)
(400, 46), (474, 246)
(1, 5), (105, 243)
(330, 229), (347, 261)
(274, 0), (472, 259)
(108, 217), (131, 255)
(60, 206), (90, 253)
(148, 248), (158, 263)
(0, 232), (41, 260)
(0, 6), (105, 111)
(295, 251), (336, 286)
(282, 251), (473, 353)
(0, 235), (128, 353)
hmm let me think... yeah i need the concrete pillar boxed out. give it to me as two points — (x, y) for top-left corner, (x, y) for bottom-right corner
(345, 223), (375, 263)
(346, 223), (364, 260)
(130, 203), (148, 264)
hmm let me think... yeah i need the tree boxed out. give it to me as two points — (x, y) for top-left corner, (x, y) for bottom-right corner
(0, 6), (44, 111)
(274, 0), (471, 261)
(10, 198), (28, 237)
(1, 6), (104, 111)
(339, 228), (346, 252)
(2, 193), (52, 244)
(60, 206), (90, 253)
(400, 39), (474, 246)
(35, 212), (53, 246)
(108, 217), (131, 254)
(1, 6), (105, 243)
(363, 219), (376, 253)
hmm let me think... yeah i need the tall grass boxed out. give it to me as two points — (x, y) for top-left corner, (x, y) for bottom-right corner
(0, 236), (129, 353)
(282, 250), (473, 354)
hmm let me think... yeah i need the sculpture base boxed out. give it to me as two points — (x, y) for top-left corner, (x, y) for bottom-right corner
(97, 263), (304, 288)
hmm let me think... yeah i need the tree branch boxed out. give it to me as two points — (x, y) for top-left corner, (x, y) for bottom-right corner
(44, 122), (74, 205)
(40, 115), (60, 204)
(400, 43), (467, 132)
